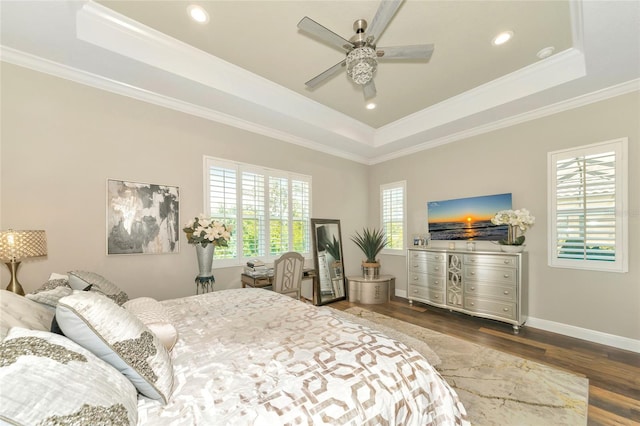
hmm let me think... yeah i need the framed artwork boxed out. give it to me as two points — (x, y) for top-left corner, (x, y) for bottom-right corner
(427, 193), (512, 241)
(107, 179), (180, 255)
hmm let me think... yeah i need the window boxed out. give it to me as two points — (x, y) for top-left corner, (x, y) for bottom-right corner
(548, 138), (628, 272)
(380, 181), (406, 253)
(204, 157), (311, 265)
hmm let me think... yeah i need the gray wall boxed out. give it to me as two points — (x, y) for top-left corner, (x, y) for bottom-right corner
(2, 62), (638, 343)
(371, 92), (640, 341)
(0, 64), (368, 300)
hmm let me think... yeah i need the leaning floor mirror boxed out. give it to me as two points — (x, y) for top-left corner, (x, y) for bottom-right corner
(310, 218), (346, 305)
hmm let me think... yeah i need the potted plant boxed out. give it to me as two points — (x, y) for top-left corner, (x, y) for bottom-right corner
(183, 215), (232, 280)
(351, 227), (388, 279)
(490, 208), (535, 253)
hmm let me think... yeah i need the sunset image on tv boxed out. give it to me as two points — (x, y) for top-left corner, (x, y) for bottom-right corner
(427, 193), (512, 241)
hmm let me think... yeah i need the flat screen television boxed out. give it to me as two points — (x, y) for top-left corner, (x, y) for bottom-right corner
(427, 193), (512, 241)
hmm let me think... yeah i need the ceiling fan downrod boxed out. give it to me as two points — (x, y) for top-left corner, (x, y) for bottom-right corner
(347, 19), (377, 85)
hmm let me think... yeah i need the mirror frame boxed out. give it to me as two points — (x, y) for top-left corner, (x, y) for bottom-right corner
(310, 218), (347, 305)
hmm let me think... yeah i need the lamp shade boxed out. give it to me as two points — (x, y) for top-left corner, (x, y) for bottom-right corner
(0, 230), (47, 261)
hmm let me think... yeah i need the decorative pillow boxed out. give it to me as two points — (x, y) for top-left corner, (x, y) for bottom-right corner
(0, 327), (138, 426)
(56, 292), (173, 403)
(67, 271), (129, 305)
(26, 277), (73, 308)
(0, 290), (55, 340)
(123, 297), (178, 351)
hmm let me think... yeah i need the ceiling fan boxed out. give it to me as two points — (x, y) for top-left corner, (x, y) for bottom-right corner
(297, 0), (434, 100)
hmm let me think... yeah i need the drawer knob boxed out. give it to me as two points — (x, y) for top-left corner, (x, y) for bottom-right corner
(470, 302), (475, 306)
(434, 294), (439, 299)
(470, 286), (475, 290)
(470, 258), (476, 262)
(413, 276), (418, 281)
(434, 280), (440, 285)
(470, 271), (476, 275)
(503, 290), (510, 295)
(503, 274), (510, 278)
(503, 308), (509, 312)
(504, 260), (510, 264)
(434, 267), (440, 271)
(413, 289), (418, 293)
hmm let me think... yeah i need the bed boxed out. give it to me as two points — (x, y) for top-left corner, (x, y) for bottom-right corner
(0, 272), (468, 425)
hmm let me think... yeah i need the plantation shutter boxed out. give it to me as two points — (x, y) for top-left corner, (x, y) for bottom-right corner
(291, 178), (311, 254)
(548, 138), (628, 272)
(207, 163), (237, 259)
(269, 176), (289, 256)
(381, 182), (405, 251)
(205, 156), (312, 264)
(241, 170), (265, 258)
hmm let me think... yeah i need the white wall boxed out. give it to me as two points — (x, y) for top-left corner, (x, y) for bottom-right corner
(370, 92), (640, 343)
(0, 63), (368, 300)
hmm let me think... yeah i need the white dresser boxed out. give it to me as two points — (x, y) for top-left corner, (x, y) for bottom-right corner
(407, 248), (528, 333)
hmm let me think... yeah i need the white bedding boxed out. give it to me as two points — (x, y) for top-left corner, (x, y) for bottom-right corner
(138, 289), (468, 425)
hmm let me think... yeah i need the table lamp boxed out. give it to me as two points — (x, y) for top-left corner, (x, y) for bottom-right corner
(0, 230), (47, 296)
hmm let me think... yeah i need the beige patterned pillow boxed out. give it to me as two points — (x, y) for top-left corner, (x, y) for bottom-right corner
(67, 271), (129, 305)
(0, 290), (55, 340)
(56, 291), (173, 403)
(0, 327), (138, 425)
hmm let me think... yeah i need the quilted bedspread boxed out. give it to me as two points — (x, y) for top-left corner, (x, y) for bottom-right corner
(137, 288), (468, 425)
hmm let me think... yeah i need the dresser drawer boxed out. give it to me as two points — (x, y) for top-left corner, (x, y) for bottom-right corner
(409, 285), (445, 304)
(408, 259), (428, 274)
(465, 282), (516, 302)
(408, 250), (428, 263)
(464, 297), (517, 320)
(464, 254), (518, 267)
(408, 272), (428, 286)
(409, 273), (445, 290)
(465, 266), (517, 286)
(427, 261), (446, 277)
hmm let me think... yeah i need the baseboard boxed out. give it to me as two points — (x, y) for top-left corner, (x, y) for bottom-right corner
(394, 289), (639, 353)
(526, 317), (640, 353)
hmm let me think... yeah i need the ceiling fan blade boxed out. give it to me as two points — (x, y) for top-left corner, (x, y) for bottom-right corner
(377, 44), (435, 60)
(305, 60), (347, 89)
(363, 79), (377, 100)
(297, 17), (353, 52)
(367, 0), (404, 44)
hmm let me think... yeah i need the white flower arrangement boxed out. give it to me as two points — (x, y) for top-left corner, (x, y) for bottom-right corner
(491, 208), (535, 245)
(183, 215), (232, 248)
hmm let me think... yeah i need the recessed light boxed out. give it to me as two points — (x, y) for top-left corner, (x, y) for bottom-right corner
(537, 46), (555, 59)
(492, 31), (513, 46)
(187, 5), (209, 24)
(366, 103), (376, 110)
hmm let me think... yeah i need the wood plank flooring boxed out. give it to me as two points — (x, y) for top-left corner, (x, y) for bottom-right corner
(330, 298), (640, 425)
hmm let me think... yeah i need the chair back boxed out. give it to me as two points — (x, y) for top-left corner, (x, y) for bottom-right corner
(272, 252), (305, 299)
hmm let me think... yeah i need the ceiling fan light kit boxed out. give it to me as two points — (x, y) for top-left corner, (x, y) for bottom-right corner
(346, 47), (378, 85)
(298, 0), (434, 99)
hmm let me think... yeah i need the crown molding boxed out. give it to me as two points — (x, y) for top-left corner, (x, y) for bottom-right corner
(3, 44), (636, 167)
(0, 46), (371, 165)
(368, 78), (640, 165)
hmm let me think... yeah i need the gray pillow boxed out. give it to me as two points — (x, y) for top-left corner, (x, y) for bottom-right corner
(67, 271), (129, 305)
(56, 291), (174, 403)
(0, 327), (138, 425)
(26, 278), (73, 308)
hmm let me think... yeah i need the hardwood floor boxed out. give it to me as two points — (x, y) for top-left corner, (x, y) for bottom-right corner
(330, 298), (640, 426)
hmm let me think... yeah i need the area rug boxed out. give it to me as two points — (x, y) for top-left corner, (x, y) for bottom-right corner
(334, 306), (588, 426)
